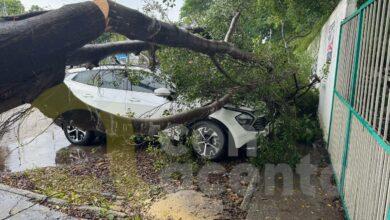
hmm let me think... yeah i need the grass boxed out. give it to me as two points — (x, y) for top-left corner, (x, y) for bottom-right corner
(26, 168), (110, 207)
(0, 137), (243, 218)
(0, 141), (161, 218)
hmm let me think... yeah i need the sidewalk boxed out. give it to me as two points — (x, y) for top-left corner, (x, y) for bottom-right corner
(0, 185), (73, 220)
(245, 146), (344, 220)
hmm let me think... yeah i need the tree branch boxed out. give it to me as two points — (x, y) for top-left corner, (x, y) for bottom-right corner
(224, 12), (241, 42)
(289, 74), (322, 101)
(107, 1), (264, 64)
(52, 88), (235, 135)
(0, 0), (272, 119)
(66, 40), (152, 66)
(210, 56), (242, 85)
(131, 91), (234, 134)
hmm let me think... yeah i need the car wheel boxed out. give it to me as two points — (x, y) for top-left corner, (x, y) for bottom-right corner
(64, 123), (95, 146)
(190, 121), (226, 160)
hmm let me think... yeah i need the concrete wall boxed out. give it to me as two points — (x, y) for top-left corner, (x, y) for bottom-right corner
(314, 0), (356, 138)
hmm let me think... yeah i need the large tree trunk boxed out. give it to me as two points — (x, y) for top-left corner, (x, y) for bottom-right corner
(0, 1), (106, 114)
(0, 0), (265, 131)
(107, 0), (259, 63)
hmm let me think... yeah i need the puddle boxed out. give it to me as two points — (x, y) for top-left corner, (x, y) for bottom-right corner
(55, 145), (106, 165)
(2, 125), (70, 172)
(1, 125), (106, 173)
(0, 106), (106, 173)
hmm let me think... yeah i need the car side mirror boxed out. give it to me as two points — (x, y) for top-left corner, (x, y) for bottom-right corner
(154, 88), (171, 97)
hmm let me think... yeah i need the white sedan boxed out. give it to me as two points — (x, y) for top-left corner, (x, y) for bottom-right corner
(61, 65), (266, 160)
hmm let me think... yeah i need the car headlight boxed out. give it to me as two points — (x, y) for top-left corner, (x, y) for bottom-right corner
(235, 113), (255, 126)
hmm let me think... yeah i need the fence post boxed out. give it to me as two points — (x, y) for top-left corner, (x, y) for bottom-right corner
(340, 11), (364, 199)
(387, 206), (390, 220)
(327, 25), (344, 150)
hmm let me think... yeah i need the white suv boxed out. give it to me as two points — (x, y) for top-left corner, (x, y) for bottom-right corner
(61, 65), (266, 160)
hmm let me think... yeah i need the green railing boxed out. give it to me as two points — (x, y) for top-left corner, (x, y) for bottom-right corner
(327, 0), (390, 219)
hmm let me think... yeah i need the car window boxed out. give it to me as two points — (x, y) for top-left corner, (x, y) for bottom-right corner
(99, 70), (127, 90)
(73, 68), (167, 92)
(132, 83), (155, 93)
(127, 71), (166, 93)
(72, 70), (100, 86)
(72, 69), (128, 90)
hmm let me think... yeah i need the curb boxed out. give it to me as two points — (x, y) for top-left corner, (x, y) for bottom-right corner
(0, 184), (127, 218)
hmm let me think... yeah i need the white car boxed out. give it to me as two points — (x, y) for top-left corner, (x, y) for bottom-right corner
(61, 65), (266, 160)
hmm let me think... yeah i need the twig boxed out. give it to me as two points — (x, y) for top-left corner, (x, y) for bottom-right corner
(0, 106), (32, 141)
(224, 12), (241, 42)
(295, 76), (322, 100)
(210, 55), (242, 85)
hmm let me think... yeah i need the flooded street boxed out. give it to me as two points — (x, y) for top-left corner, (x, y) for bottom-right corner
(4, 126), (69, 172)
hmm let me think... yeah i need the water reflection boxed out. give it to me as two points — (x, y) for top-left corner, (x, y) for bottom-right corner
(3, 125), (68, 172)
(55, 145), (106, 165)
(1, 123), (105, 172)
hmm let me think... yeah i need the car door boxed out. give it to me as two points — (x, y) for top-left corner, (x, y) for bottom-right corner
(94, 69), (128, 116)
(125, 74), (170, 118)
(65, 69), (99, 109)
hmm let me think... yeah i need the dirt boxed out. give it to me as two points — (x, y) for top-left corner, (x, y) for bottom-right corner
(148, 190), (224, 220)
(0, 149), (139, 219)
(135, 146), (248, 219)
(0, 141), (344, 220)
(246, 143), (345, 220)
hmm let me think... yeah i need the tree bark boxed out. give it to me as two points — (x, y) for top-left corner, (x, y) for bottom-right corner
(107, 0), (260, 63)
(0, 1), (106, 114)
(131, 92), (233, 134)
(66, 41), (152, 66)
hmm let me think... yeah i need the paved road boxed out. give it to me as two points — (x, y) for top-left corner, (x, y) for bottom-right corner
(0, 187), (73, 220)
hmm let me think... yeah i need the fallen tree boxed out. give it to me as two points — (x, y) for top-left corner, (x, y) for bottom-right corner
(0, 0), (267, 133)
(0, 1), (106, 114)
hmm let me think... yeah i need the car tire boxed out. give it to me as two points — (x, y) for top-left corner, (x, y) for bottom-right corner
(63, 122), (95, 146)
(190, 121), (226, 160)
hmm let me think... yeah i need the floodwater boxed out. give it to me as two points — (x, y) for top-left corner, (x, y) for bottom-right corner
(0, 106), (104, 173)
(3, 125), (70, 172)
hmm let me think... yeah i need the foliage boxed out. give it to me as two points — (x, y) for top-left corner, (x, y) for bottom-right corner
(180, 0), (338, 48)
(0, 0), (24, 16)
(143, 0), (177, 21)
(28, 5), (44, 12)
(144, 133), (200, 172)
(23, 168), (111, 207)
(251, 89), (322, 168)
(180, 0), (213, 22)
(156, 0), (336, 166)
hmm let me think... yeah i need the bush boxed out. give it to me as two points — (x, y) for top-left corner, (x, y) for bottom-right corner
(251, 90), (322, 168)
(251, 137), (301, 168)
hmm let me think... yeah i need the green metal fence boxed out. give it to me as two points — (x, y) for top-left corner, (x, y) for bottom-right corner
(327, 0), (390, 219)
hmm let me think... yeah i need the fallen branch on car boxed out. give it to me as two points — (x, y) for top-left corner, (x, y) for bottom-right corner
(0, 0), (273, 133)
(66, 41), (152, 67)
(131, 92), (234, 134)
